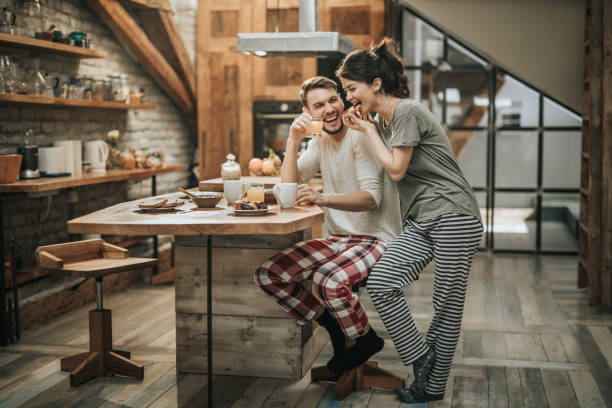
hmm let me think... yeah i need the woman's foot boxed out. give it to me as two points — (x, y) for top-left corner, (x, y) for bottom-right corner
(394, 387), (444, 403)
(393, 346), (437, 402)
(326, 328), (384, 373)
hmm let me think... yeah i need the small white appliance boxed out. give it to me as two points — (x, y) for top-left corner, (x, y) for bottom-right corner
(38, 147), (66, 175)
(84, 141), (109, 173)
(53, 140), (75, 175)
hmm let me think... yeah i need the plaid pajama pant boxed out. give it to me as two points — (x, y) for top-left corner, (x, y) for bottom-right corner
(255, 235), (387, 339)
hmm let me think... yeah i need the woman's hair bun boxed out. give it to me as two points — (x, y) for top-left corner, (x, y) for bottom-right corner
(336, 37), (410, 99)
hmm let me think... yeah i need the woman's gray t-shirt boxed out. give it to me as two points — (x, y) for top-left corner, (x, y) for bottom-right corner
(375, 99), (481, 223)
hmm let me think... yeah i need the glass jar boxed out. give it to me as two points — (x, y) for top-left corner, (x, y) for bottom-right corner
(92, 79), (104, 101)
(221, 153), (241, 180)
(21, 0), (43, 36)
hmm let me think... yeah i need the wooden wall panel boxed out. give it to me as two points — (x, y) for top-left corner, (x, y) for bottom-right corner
(198, 0), (387, 179)
(210, 10), (239, 37)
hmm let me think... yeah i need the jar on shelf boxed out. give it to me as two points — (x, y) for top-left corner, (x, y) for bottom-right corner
(221, 153), (241, 180)
(92, 79), (104, 101)
(21, 0), (43, 37)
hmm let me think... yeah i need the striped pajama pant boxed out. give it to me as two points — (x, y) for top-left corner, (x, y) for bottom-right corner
(366, 213), (483, 395)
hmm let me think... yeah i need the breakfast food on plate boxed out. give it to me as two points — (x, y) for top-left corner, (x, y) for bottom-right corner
(161, 199), (181, 208)
(233, 200), (267, 210)
(139, 198), (167, 209)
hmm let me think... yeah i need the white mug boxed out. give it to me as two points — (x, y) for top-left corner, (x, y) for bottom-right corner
(223, 179), (247, 203)
(53, 140), (75, 175)
(273, 182), (297, 209)
(84, 140), (109, 173)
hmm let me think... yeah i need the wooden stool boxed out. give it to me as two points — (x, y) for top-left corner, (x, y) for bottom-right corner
(35, 239), (158, 387)
(311, 361), (404, 400)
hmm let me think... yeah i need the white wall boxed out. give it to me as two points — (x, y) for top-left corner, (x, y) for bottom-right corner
(400, 0), (584, 112)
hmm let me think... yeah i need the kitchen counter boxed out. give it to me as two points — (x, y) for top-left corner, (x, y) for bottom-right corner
(67, 191), (327, 379)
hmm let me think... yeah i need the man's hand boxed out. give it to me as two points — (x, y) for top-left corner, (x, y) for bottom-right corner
(289, 112), (314, 144)
(296, 184), (324, 206)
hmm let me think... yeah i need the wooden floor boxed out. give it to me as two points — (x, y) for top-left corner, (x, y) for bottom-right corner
(1, 253), (611, 407)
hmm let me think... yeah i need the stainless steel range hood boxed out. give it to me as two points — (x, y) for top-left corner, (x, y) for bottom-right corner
(237, 0), (353, 58)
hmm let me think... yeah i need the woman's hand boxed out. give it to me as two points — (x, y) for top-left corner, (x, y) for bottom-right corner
(342, 108), (375, 133)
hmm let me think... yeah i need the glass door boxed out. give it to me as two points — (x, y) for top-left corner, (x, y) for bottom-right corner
(401, 8), (582, 254)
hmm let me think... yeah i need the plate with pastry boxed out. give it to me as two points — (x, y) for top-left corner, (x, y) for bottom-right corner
(138, 198), (184, 213)
(231, 200), (273, 216)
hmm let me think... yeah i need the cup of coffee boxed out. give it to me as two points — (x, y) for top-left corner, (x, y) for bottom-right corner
(272, 183), (297, 209)
(223, 179), (247, 203)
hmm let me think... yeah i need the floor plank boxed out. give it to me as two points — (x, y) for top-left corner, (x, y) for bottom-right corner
(488, 366), (509, 408)
(539, 369), (578, 408)
(451, 375), (488, 408)
(261, 373), (312, 408)
(230, 377), (282, 408)
(567, 369), (607, 408)
(587, 326), (612, 370)
(518, 368), (548, 408)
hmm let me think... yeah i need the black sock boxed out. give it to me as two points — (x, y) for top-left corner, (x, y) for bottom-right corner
(315, 309), (345, 353)
(326, 328), (384, 373)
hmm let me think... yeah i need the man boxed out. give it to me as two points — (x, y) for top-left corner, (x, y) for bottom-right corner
(255, 76), (401, 373)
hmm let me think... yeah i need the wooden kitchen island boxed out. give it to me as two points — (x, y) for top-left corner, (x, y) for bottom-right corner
(66, 192), (327, 381)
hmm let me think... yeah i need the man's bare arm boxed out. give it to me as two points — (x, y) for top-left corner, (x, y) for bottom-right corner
(296, 185), (377, 211)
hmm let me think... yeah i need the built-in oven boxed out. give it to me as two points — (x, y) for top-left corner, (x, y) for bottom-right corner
(253, 100), (304, 159)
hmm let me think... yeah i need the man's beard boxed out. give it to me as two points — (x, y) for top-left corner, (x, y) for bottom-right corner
(324, 120), (344, 135)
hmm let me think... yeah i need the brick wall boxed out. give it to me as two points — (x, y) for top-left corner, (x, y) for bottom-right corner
(0, 0), (196, 274)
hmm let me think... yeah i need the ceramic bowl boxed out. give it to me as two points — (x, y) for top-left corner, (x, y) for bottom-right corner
(192, 191), (223, 208)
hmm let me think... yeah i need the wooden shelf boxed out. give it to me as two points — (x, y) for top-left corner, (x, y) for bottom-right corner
(0, 33), (108, 58)
(0, 94), (155, 110)
(0, 165), (182, 193)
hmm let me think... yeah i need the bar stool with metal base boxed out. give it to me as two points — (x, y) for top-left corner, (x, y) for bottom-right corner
(35, 239), (158, 387)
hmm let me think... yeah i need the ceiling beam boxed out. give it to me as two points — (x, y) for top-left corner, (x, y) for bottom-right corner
(138, 8), (196, 103)
(87, 0), (194, 124)
(118, 0), (173, 12)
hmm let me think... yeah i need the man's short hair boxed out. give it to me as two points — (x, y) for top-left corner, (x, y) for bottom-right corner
(299, 76), (339, 108)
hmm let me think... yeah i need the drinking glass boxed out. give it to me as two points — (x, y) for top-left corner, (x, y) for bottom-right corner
(246, 182), (265, 202)
(0, 55), (11, 92)
(307, 116), (323, 137)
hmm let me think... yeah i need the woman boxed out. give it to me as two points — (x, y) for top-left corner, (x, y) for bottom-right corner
(336, 38), (483, 403)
